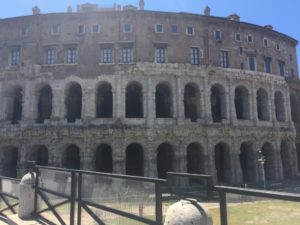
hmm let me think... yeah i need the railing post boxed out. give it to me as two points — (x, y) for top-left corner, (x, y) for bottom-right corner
(219, 190), (228, 225)
(206, 177), (214, 200)
(77, 173), (82, 225)
(34, 166), (39, 215)
(70, 171), (76, 225)
(155, 182), (163, 225)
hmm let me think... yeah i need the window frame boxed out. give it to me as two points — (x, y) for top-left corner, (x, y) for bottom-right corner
(155, 47), (166, 63)
(171, 24), (178, 33)
(92, 24), (100, 33)
(235, 33), (241, 42)
(123, 23), (133, 33)
(186, 26), (195, 36)
(155, 24), (164, 33)
(247, 35), (253, 43)
(220, 50), (229, 68)
(190, 47), (200, 65)
(278, 61), (285, 77)
(51, 24), (61, 34)
(248, 56), (256, 71)
(264, 57), (272, 74)
(121, 47), (132, 63)
(10, 48), (21, 66)
(263, 38), (268, 47)
(66, 47), (77, 64)
(46, 48), (56, 65)
(215, 30), (222, 41)
(102, 48), (113, 63)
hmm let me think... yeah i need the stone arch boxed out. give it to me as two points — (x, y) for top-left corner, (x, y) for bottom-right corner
(239, 142), (256, 183)
(257, 88), (269, 121)
(214, 142), (231, 184)
(235, 86), (250, 120)
(95, 144), (113, 173)
(261, 142), (276, 181)
(155, 82), (173, 118)
(126, 143), (144, 176)
(62, 144), (80, 169)
(275, 91), (285, 122)
(157, 143), (174, 179)
(187, 142), (205, 174)
(27, 145), (48, 166)
(0, 146), (18, 178)
(290, 94), (298, 122)
(280, 140), (293, 178)
(96, 82), (113, 118)
(37, 85), (52, 123)
(126, 81), (143, 118)
(297, 143), (300, 173)
(211, 84), (227, 123)
(65, 82), (82, 123)
(6, 86), (23, 124)
(184, 83), (201, 122)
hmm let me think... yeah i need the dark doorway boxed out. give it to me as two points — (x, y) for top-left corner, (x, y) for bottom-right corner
(262, 143), (275, 181)
(126, 143), (144, 176)
(7, 87), (23, 124)
(290, 94), (298, 122)
(280, 141), (292, 178)
(157, 143), (174, 179)
(37, 85), (52, 123)
(29, 145), (48, 166)
(62, 145), (80, 169)
(96, 83), (113, 118)
(184, 83), (200, 122)
(95, 144), (113, 173)
(257, 88), (269, 121)
(211, 84), (226, 123)
(239, 142), (256, 183)
(0, 146), (18, 178)
(126, 82), (143, 118)
(215, 143), (231, 184)
(155, 82), (173, 118)
(187, 143), (205, 174)
(235, 86), (250, 120)
(275, 91), (285, 122)
(65, 83), (82, 123)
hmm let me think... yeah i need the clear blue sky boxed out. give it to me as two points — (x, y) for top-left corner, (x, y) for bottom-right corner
(1, 0), (299, 73)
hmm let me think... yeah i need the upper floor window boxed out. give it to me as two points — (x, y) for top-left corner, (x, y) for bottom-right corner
(46, 49), (55, 65)
(264, 57), (272, 74)
(190, 47), (200, 65)
(122, 48), (132, 63)
(247, 35), (253, 43)
(123, 24), (132, 33)
(155, 24), (163, 33)
(248, 56), (256, 71)
(171, 24), (178, 33)
(239, 47), (243, 55)
(278, 61), (285, 77)
(263, 38), (268, 47)
(20, 27), (28, 37)
(235, 33), (241, 41)
(186, 26), (194, 35)
(11, 48), (21, 66)
(66, 48), (77, 64)
(156, 47), (166, 63)
(103, 48), (112, 63)
(52, 24), (61, 34)
(92, 24), (100, 33)
(276, 43), (280, 51)
(215, 30), (222, 41)
(220, 50), (229, 68)
(78, 24), (85, 34)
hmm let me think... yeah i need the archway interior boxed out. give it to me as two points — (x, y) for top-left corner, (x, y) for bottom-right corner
(290, 94), (298, 122)
(7, 87), (23, 124)
(214, 143), (231, 184)
(96, 83), (113, 118)
(63, 145), (80, 169)
(96, 144), (113, 173)
(239, 143), (256, 183)
(257, 89), (269, 121)
(211, 85), (226, 123)
(37, 85), (52, 123)
(184, 84), (200, 122)
(275, 92), (285, 122)
(126, 83), (143, 118)
(157, 143), (173, 179)
(280, 141), (292, 178)
(28, 146), (48, 166)
(262, 143), (275, 181)
(126, 143), (144, 176)
(156, 83), (172, 118)
(0, 147), (18, 178)
(65, 83), (82, 123)
(235, 87), (250, 120)
(187, 143), (205, 185)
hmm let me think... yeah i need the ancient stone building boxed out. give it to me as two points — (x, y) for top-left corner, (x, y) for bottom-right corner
(0, 3), (299, 185)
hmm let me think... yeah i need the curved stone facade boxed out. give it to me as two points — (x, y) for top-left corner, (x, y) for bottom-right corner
(0, 6), (299, 185)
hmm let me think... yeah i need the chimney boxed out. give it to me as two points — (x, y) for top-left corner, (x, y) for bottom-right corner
(227, 14), (240, 22)
(204, 6), (211, 16)
(264, 25), (273, 30)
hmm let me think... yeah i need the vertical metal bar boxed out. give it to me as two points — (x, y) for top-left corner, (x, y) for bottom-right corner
(70, 171), (76, 225)
(155, 182), (163, 225)
(34, 167), (39, 215)
(77, 173), (82, 225)
(219, 190), (228, 225)
(206, 177), (214, 199)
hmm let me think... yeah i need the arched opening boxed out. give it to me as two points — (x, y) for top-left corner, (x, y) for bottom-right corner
(126, 82), (143, 118)
(7, 86), (23, 124)
(235, 86), (250, 120)
(157, 143), (174, 179)
(28, 145), (48, 166)
(261, 143), (276, 181)
(96, 83), (113, 118)
(280, 141), (293, 178)
(37, 85), (53, 123)
(184, 83), (201, 122)
(126, 143), (144, 176)
(275, 91), (285, 122)
(62, 145), (80, 169)
(155, 82), (173, 118)
(187, 143), (205, 174)
(257, 88), (269, 121)
(0, 146), (18, 178)
(239, 142), (256, 183)
(297, 144), (300, 173)
(211, 84), (226, 123)
(65, 83), (82, 123)
(214, 143), (231, 184)
(95, 144), (113, 173)
(290, 94), (298, 122)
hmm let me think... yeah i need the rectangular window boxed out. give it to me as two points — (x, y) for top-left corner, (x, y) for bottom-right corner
(264, 57), (272, 73)
(236, 33), (241, 41)
(248, 56), (256, 71)
(155, 24), (163, 33)
(220, 50), (229, 68)
(186, 26), (194, 35)
(240, 63), (244, 70)
(215, 30), (222, 41)
(67, 48), (77, 64)
(46, 49), (55, 64)
(92, 24), (100, 33)
(156, 47), (166, 63)
(239, 47), (243, 55)
(103, 48), (112, 63)
(190, 47), (200, 65)
(278, 61), (285, 77)
(124, 24), (132, 33)
(20, 27), (28, 37)
(122, 48), (132, 63)
(263, 38), (268, 47)
(171, 24), (178, 33)
(11, 48), (20, 66)
(78, 24), (85, 34)
(52, 24), (61, 34)
(247, 35), (253, 43)
(276, 43), (280, 50)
